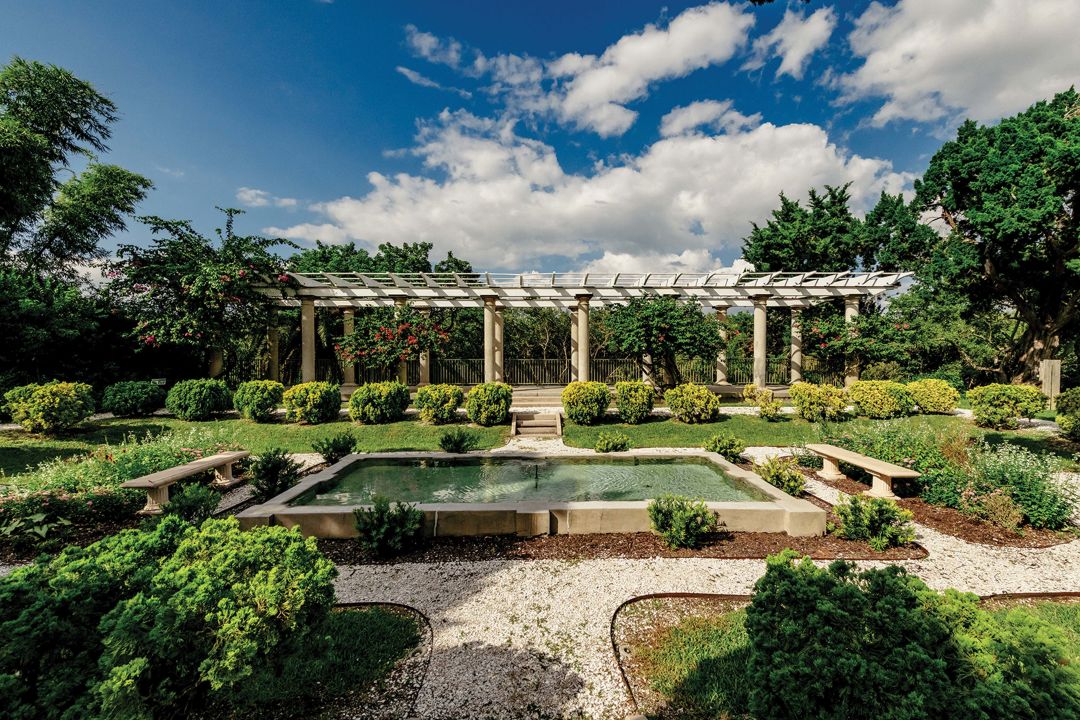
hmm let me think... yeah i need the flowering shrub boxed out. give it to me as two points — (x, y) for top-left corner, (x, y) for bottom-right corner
(232, 380), (284, 423)
(848, 380), (915, 419)
(101, 380), (166, 418)
(562, 381), (611, 425)
(336, 305), (449, 371)
(4, 381), (95, 433)
(614, 380), (655, 424)
(665, 383), (720, 423)
(906, 378), (959, 414)
(283, 381), (341, 424)
(349, 381), (410, 424)
(165, 379), (231, 421)
(967, 383), (1046, 429)
(465, 382), (513, 426)
(414, 383), (464, 424)
(968, 442), (1071, 529)
(789, 381), (848, 422)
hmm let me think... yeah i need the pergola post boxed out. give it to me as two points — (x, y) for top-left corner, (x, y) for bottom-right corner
(419, 308), (431, 386)
(267, 322), (280, 382)
(569, 307), (579, 382)
(576, 295), (590, 382)
(300, 298), (316, 384)
(341, 308), (356, 386)
(715, 306), (729, 384)
(642, 353), (653, 384)
(790, 308), (803, 384)
(483, 296), (497, 383)
(844, 296), (860, 388)
(394, 298), (408, 385)
(494, 304), (504, 382)
(753, 296), (768, 388)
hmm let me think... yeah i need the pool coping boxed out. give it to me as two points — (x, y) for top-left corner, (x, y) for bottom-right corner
(237, 448), (826, 538)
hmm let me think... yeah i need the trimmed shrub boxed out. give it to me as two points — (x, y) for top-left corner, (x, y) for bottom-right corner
(311, 431), (357, 465)
(704, 431), (745, 462)
(284, 381), (341, 424)
(967, 383), (1046, 429)
(1055, 387), (1080, 441)
(968, 442), (1071, 529)
(464, 382), (513, 426)
(594, 431), (631, 453)
(5, 381), (95, 433)
(354, 496), (424, 557)
(249, 448), (302, 501)
(848, 380), (916, 419)
(789, 381), (848, 422)
(647, 495), (717, 549)
(561, 381), (611, 425)
(665, 383), (721, 424)
(614, 380), (655, 424)
(439, 426), (478, 453)
(753, 456), (805, 496)
(165, 379), (231, 421)
(101, 380), (165, 418)
(414, 383), (464, 424)
(163, 483), (220, 524)
(1060, 414), (1080, 441)
(906, 378), (960, 414)
(349, 381), (409, 424)
(232, 380), (284, 422)
(833, 495), (916, 551)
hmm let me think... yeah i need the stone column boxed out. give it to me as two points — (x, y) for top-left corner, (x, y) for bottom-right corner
(267, 324), (280, 382)
(790, 307), (803, 384)
(752, 296), (768, 388)
(300, 298), (316, 383)
(395, 298), (408, 385)
(576, 295), (591, 382)
(715, 307), (729, 384)
(569, 307), (579, 383)
(419, 309), (432, 386)
(494, 305), (505, 382)
(483, 296), (497, 383)
(844, 296), (860, 388)
(341, 308), (356, 386)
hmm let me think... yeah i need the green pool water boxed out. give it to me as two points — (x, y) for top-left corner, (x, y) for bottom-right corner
(294, 456), (772, 505)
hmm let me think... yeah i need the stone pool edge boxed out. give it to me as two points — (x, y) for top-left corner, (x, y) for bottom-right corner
(236, 449), (826, 538)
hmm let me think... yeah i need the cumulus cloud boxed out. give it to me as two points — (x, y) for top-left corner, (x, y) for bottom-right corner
(267, 108), (911, 270)
(743, 7), (835, 80)
(395, 66), (472, 98)
(659, 100), (762, 137)
(840, 0), (1080, 125)
(236, 187), (298, 209)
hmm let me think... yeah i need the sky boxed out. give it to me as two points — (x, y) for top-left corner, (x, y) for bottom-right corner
(2, 0), (1079, 273)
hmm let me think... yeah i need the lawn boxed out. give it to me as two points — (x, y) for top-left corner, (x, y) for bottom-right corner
(0, 416), (508, 479)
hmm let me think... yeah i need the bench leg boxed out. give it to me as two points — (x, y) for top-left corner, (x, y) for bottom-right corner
(865, 473), (896, 499)
(138, 486), (170, 515)
(817, 457), (846, 482)
(212, 462), (242, 489)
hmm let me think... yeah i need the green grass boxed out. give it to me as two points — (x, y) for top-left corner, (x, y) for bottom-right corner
(0, 416), (508, 479)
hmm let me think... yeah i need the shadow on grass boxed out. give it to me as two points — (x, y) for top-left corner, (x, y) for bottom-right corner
(981, 431), (1080, 463)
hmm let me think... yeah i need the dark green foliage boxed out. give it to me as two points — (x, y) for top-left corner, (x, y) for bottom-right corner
(439, 426), (478, 453)
(464, 382), (513, 426)
(354, 496), (425, 557)
(162, 483), (219, 524)
(232, 379), (284, 423)
(101, 380), (165, 418)
(414, 383), (463, 424)
(703, 431), (745, 462)
(1059, 387), (1080, 440)
(249, 448), (302, 501)
(165, 379), (231, 421)
(594, 431), (631, 453)
(283, 381), (341, 424)
(311, 430), (357, 465)
(647, 495), (717, 549)
(605, 297), (722, 387)
(614, 380), (655, 424)
(349, 381), (410, 424)
(834, 495), (916, 550)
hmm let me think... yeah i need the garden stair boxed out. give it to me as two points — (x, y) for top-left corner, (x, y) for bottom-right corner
(512, 412), (561, 437)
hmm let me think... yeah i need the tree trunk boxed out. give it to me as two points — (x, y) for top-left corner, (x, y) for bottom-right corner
(207, 348), (225, 378)
(1011, 325), (1059, 383)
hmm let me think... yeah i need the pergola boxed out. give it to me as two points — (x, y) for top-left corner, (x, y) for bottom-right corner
(261, 270), (910, 388)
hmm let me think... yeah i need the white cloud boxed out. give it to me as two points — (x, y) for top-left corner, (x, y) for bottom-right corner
(395, 66), (472, 98)
(267, 108), (911, 270)
(236, 187), (298, 209)
(404, 24), (464, 68)
(659, 100), (762, 137)
(743, 7), (835, 80)
(840, 0), (1080, 125)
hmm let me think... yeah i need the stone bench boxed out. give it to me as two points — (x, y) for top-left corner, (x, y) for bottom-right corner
(803, 443), (920, 499)
(120, 451), (250, 515)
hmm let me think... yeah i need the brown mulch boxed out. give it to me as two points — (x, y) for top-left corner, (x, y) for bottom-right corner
(316, 528), (926, 565)
(810, 472), (1075, 549)
(0, 517), (142, 564)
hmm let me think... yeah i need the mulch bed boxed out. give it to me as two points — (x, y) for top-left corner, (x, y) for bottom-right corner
(0, 517), (141, 564)
(316, 528), (926, 565)
(810, 472), (1074, 548)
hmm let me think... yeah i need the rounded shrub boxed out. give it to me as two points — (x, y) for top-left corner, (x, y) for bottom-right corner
(967, 383), (1046, 429)
(704, 431), (745, 462)
(4, 381), (95, 433)
(101, 380), (166, 418)
(283, 381), (341, 424)
(312, 430), (357, 465)
(561, 381), (611, 425)
(753, 456), (805, 496)
(614, 380), (655, 424)
(414, 383), (464, 424)
(906, 378), (960, 414)
(1059, 413), (1080, 441)
(848, 380), (916, 419)
(232, 380), (284, 423)
(439, 426), (479, 453)
(465, 382), (513, 426)
(354, 496), (425, 557)
(833, 495), (916, 551)
(789, 381), (848, 422)
(349, 381), (410, 424)
(165, 379), (232, 421)
(594, 431), (631, 453)
(1054, 387), (1080, 441)
(249, 448), (303, 501)
(664, 383), (721, 424)
(647, 495), (717, 549)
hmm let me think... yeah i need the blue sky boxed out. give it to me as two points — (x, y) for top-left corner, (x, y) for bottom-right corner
(3, 0), (1078, 272)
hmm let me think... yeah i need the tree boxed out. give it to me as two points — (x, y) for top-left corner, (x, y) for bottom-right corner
(288, 239), (470, 275)
(915, 89), (1080, 381)
(605, 296), (722, 387)
(0, 57), (151, 275)
(742, 185), (865, 272)
(108, 209), (293, 376)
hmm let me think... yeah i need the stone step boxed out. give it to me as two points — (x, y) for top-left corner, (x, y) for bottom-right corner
(516, 427), (558, 436)
(518, 419), (557, 428)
